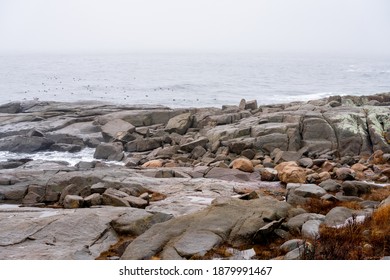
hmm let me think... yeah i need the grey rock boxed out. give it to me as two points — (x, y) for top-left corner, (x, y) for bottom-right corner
(101, 119), (135, 142)
(59, 184), (91, 204)
(0, 174), (20, 185)
(121, 197), (291, 259)
(241, 149), (256, 160)
(93, 142), (124, 161)
(0, 160), (27, 169)
(111, 210), (173, 236)
(286, 213), (325, 233)
(283, 243), (314, 260)
(191, 146), (207, 159)
(90, 182), (107, 194)
(125, 138), (163, 152)
(259, 168), (278, 181)
(280, 239), (305, 253)
(245, 100), (258, 110)
(102, 193), (130, 207)
(0, 136), (54, 153)
(0, 183), (29, 201)
(254, 133), (288, 154)
(301, 219), (322, 239)
(175, 231), (222, 257)
(123, 196), (149, 209)
(27, 129), (44, 137)
(83, 193), (102, 207)
(319, 179), (341, 192)
(294, 184), (327, 198)
(165, 113), (192, 135)
(297, 158), (314, 168)
(341, 181), (374, 196)
(324, 206), (354, 227)
(0, 207), (132, 259)
(0, 102), (22, 113)
(253, 218), (284, 242)
(22, 185), (46, 205)
(238, 99), (246, 110)
(180, 137), (209, 152)
(205, 167), (260, 182)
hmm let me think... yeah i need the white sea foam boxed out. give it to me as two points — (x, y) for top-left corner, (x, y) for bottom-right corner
(0, 148), (126, 167)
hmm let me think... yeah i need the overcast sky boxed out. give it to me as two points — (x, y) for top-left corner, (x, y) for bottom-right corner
(0, 0), (389, 55)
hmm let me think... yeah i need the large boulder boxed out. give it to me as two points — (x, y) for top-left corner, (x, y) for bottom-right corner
(366, 110), (390, 153)
(324, 111), (371, 156)
(293, 184), (327, 198)
(121, 197), (292, 259)
(286, 213), (325, 233)
(101, 119), (135, 142)
(0, 136), (54, 153)
(254, 133), (288, 154)
(324, 206), (354, 227)
(301, 116), (337, 154)
(230, 158), (254, 173)
(165, 113), (192, 135)
(125, 138), (163, 152)
(93, 142), (124, 161)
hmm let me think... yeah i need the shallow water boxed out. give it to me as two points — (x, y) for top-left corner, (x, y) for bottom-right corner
(0, 148), (125, 166)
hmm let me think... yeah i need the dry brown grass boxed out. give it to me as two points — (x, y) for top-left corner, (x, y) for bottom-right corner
(301, 198), (362, 215)
(96, 235), (135, 260)
(362, 185), (390, 201)
(308, 205), (390, 259)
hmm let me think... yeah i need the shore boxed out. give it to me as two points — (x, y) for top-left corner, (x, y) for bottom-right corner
(0, 93), (389, 260)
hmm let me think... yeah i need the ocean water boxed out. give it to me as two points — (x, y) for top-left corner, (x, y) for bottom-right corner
(1, 53), (390, 165)
(0, 53), (390, 108)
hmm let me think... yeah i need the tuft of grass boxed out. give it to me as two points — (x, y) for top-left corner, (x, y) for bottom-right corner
(362, 186), (390, 201)
(307, 205), (390, 259)
(96, 235), (135, 260)
(301, 198), (362, 215)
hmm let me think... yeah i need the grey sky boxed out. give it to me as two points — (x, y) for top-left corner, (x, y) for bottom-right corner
(0, 0), (389, 55)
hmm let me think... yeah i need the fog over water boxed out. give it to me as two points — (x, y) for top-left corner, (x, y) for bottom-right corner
(0, 0), (389, 56)
(0, 0), (389, 107)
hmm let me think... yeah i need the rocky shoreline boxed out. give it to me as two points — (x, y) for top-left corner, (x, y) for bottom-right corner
(0, 93), (389, 260)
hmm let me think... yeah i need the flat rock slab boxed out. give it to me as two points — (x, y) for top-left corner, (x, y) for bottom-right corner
(0, 206), (164, 260)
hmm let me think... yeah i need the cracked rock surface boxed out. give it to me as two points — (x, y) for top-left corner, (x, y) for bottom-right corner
(120, 196), (291, 260)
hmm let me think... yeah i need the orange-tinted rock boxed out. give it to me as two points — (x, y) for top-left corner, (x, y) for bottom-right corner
(142, 160), (163, 168)
(321, 161), (336, 173)
(351, 163), (368, 172)
(230, 157), (254, 173)
(275, 161), (306, 184)
(371, 150), (386, 165)
(381, 167), (390, 177)
(335, 167), (356, 181)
